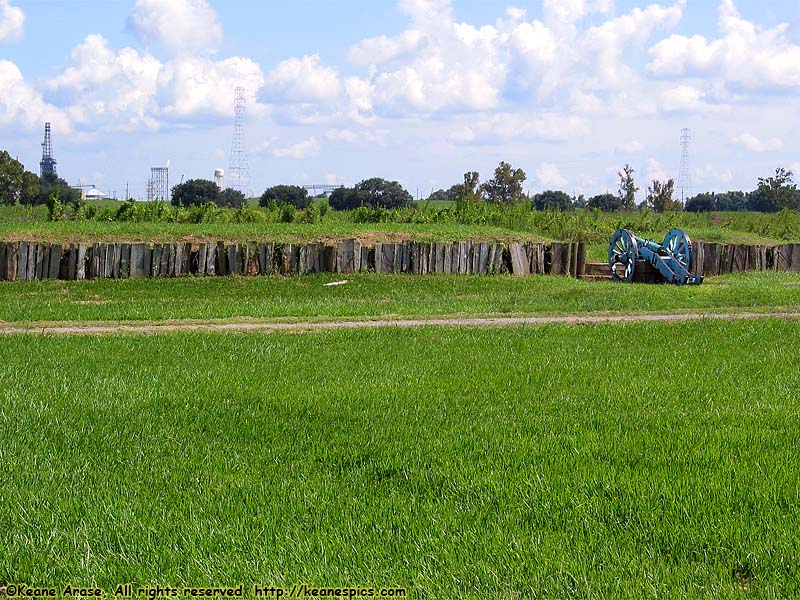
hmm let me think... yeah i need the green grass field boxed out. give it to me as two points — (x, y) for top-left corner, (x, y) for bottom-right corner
(3, 320), (800, 598)
(1, 271), (799, 323)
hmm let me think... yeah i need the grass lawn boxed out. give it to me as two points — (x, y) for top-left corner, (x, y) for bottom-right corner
(1, 271), (800, 323)
(2, 320), (799, 598)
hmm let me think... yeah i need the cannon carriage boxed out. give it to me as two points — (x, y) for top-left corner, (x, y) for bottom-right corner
(608, 228), (703, 285)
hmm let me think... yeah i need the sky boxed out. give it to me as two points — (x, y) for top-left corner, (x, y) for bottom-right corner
(1, 0), (799, 201)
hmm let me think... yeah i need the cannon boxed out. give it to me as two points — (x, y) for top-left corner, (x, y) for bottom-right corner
(608, 228), (703, 285)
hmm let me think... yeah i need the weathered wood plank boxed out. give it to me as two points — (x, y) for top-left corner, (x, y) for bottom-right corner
(143, 245), (152, 277)
(477, 242), (489, 275)
(5, 243), (18, 281)
(550, 243), (562, 275)
(172, 243), (182, 276)
(48, 244), (62, 280)
(791, 244), (800, 272)
(217, 242), (229, 275)
(119, 243), (130, 278)
(76, 244), (87, 280)
(337, 239), (355, 273)
(197, 243), (207, 276)
(321, 244), (335, 273)
(733, 244), (747, 272)
(33, 242), (45, 280)
(561, 243), (572, 277)
(575, 243), (586, 279)
(181, 243), (191, 275)
(509, 242), (529, 276)
(206, 243), (217, 276)
(0, 243), (6, 280)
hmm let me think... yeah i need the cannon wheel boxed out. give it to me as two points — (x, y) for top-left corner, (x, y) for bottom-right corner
(608, 229), (638, 283)
(663, 229), (693, 270)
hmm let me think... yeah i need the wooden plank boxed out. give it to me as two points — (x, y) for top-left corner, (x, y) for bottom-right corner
(5, 243), (18, 281)
(27, 242), (38, 280)
(128, 244), (140, 278)
(746, 245), (758, 271)
(216, 242), (228, 275)
(143, 245), (152, 277)
(0, 243), (6, 280)
(206, 243), (217, 276)
(373, 243), (383, 273)
(392, 244), (403, 273)
(703, 242), (718, 276)
(692, 241), (704, 276)
(48, 245), (62, 280)
(38, 243), (49, 280)
(561, 243), (572, 277)
(197, 243), (207, 276)
(509, 242), (529, 276)
(337, 239), (354, 273)
(733, 244), (747, 272)
(150, 244), (162, 277)
(105, 243), (115, 278)
(575, 243), (586, 279)
(791, 244), (800, 272)
(569, 243), (579, 278)
(119, 243), (130, 278)
(477, 242), (489, 275)
(66, 244), (77, 280)
(181, 243), (191, 275)
(400, 241), (411, 273)
(16, 242), (28, 280)
(256, 243), (265, 275)
(172, 243), (182, 276)
(436, 243), (446, 273)
(76, 244), (87, 280)
(550, 243), (562, 275)
(109, 243), (119, 279)
(34, 243), (45, 280)
(450, 243), (460, 274)
(359, 245), (369, 272)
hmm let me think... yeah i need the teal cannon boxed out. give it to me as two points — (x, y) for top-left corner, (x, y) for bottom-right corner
(608, 229), (703, 285)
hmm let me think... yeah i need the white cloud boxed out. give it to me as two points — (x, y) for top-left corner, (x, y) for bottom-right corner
(645, 158), (669, 182)
(730, 133), (784, 153)
(263, 55), (342, 104)
(158, 56), (264, 119)
(128, 0), (223, 57)
(536, 163), (568, 188)
(450, 112), (587, 144)
(271, 137), (321, 159)
(647, 0), (800, 88)
(0, 59), (69, 131)
(617, 141), (644, 153)
(347, 30), (425, 67)
(326, 128), (388, 146)
(0, 0), (24, 43)
(48, 35), (161, 130)
(660, 84), (728, 113)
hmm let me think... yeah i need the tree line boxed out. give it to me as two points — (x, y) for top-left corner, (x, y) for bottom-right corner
(3, 148), (799, 214)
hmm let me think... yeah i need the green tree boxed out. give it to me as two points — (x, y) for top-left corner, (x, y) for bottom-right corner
(587, 193), (623, 212)
(532, 190), (572, 211)
(328, 186), (364, 211)
(0, 150), (39, 205)
(684, 193), (715, 212)
(35, 172), (78, 206)
(219, 187), (246, 208)
(646, 179), (680, 212)
(748, 168), (800, 212)
(459, 172), (481, 203)
(618, 164), (638, 211)
(259, 185), (310, 209)
(171, 178), (220, 207)
(354, 178), (413, 209)
(480, 162), (527, 205)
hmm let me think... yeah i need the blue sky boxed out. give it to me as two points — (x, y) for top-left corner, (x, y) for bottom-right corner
(1, 0), (799, 200)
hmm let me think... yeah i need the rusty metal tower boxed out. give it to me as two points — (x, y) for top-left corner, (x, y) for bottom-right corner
(40, 123), (57, 178)
(228, 87), (249, 195)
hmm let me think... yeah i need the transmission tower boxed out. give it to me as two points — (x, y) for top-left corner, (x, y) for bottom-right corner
(150, 166), (169, 201)
(228, 87), (249, 195)
(40, 123), (57, 178)
(678, 128), (692, 202)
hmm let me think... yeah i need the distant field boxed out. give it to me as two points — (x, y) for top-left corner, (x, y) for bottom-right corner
(3, 320), (799, 598)
(2, 271), (799, 323)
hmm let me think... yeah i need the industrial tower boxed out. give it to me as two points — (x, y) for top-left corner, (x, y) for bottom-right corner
(148, 165), (169, 201)
(40, 123), (57, 178)
(678, 128), (692, 202)
(228, 87), (249, 194)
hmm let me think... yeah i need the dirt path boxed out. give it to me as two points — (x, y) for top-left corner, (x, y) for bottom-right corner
(1, 312), (799, 335)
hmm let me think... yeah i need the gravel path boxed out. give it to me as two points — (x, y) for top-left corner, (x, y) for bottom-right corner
(1, 312), (799, 335)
